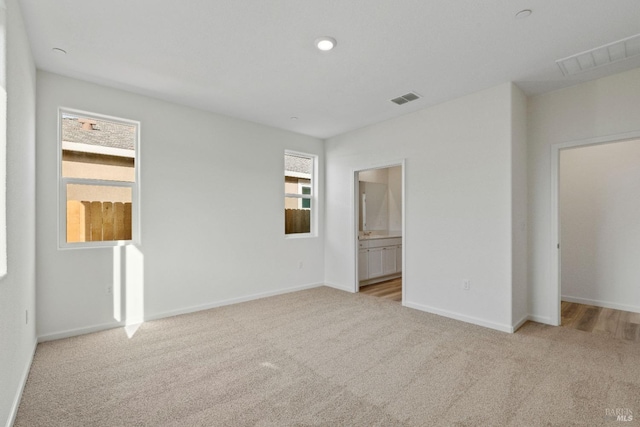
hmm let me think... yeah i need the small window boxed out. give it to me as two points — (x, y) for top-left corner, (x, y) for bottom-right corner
(301, 185), (311, 209)
(59, 110), (139, 247)
(285, 152), (315, 235)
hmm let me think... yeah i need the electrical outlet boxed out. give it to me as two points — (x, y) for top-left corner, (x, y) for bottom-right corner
(107, 286), (113, 294)
(298, 261), (303, 269)
(463, 280), (471, 291)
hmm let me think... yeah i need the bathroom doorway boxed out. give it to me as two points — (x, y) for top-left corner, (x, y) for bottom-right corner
(355, 162), (405, 303)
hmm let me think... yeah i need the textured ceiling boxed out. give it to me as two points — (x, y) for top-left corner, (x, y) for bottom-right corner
(19, 0), (640, 138)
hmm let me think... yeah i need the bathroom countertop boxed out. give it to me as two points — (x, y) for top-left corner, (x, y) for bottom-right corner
(358, 233), (402, 240)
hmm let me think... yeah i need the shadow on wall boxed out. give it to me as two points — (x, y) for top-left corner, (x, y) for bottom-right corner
(112, 245), (144, 338)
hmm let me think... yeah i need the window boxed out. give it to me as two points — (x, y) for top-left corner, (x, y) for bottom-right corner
(284, 151), (315, 235)
(59, 109), (139, 247)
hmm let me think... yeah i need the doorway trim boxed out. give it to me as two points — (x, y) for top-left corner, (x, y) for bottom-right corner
(353, 159), (406, 304)
(550, 130), (640, 326)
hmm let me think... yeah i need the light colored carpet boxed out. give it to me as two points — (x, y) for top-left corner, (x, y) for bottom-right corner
(15, 287), (640, 426)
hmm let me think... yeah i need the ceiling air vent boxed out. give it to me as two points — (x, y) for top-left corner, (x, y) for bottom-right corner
(391, 92), (421, 106)
(556, 34), (640, 76)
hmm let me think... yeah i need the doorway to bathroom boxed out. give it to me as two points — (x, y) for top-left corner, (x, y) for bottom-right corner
(355, 162), (404, 303)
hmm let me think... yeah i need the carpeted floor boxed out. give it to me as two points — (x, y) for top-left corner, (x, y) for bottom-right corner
(15, 287), (640, 426)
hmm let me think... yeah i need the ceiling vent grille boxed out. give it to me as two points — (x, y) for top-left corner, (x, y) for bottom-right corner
(391, 92), (421, 105)
(556, 34), (640, 76)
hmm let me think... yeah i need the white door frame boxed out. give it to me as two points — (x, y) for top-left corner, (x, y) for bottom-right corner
(550, 130), (640, 326)
(353, 159), (406, 304)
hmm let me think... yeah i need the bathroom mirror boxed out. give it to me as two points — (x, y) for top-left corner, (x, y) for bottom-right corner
(360, 182), (388, 231)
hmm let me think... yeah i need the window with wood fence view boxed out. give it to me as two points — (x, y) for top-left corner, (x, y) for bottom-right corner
(284, 153), (313, 234)
(61, 112), (137, 245)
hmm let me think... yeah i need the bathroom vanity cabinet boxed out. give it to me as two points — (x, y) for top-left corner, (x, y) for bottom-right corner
(358, 237), (402, 283)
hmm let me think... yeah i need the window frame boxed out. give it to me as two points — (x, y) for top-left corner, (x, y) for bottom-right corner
(284, 150), (317, 238)
(58, 108), (141, 249)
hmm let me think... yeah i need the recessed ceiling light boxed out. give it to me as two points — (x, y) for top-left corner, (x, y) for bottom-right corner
(52, 47), (67, 55)
(515, 9), (532, 19)
(315, 37), (337, 51)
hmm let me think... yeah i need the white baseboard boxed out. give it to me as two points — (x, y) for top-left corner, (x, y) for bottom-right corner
(38, 282), (324, 342)
(561, 295), (640, 314)
(323, 282), (355, 293)
(526, 314), (554, 325)
(512, 315), (529, 332)
(144, 282), (323, 322)
(6, 339), (37, 427)
(38, 320), (126, 342)
(510, 314), (557, 332)
(403, 301), (513, 333)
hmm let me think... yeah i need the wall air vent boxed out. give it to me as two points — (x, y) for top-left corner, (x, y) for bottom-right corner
(391, 92), (421, 105)
(556, 34), (640, 76)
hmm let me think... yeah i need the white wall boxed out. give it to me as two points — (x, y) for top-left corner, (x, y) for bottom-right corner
(36, 71), (324, 339)
(325, 83), (517, 331)
(560, 140), (640, 312)
(511, 85), (528, 327)
(388, 166), (402, 232)
(528, 67), (640, 323)
(0, 0), (37, 424)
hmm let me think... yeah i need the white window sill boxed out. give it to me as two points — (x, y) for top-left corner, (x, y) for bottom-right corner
(285, 233), (317, 240)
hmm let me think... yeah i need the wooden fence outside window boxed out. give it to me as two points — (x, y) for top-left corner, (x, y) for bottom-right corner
(285, 209), (310, 234)
(67, 200), (132, 242)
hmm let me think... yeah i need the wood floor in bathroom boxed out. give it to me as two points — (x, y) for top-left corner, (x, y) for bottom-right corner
(359, 278), (402, 302)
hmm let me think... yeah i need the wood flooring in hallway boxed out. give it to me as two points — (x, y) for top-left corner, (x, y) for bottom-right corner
(561, 301), (640, 342)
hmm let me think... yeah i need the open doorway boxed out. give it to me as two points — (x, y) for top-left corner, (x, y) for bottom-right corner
(552, 134), (640, 340)
(355, 163), (404, 303)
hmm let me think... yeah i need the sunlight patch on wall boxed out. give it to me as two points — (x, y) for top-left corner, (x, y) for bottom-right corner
(125, 245), (144, 327)
(113, 244), (145, 338)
